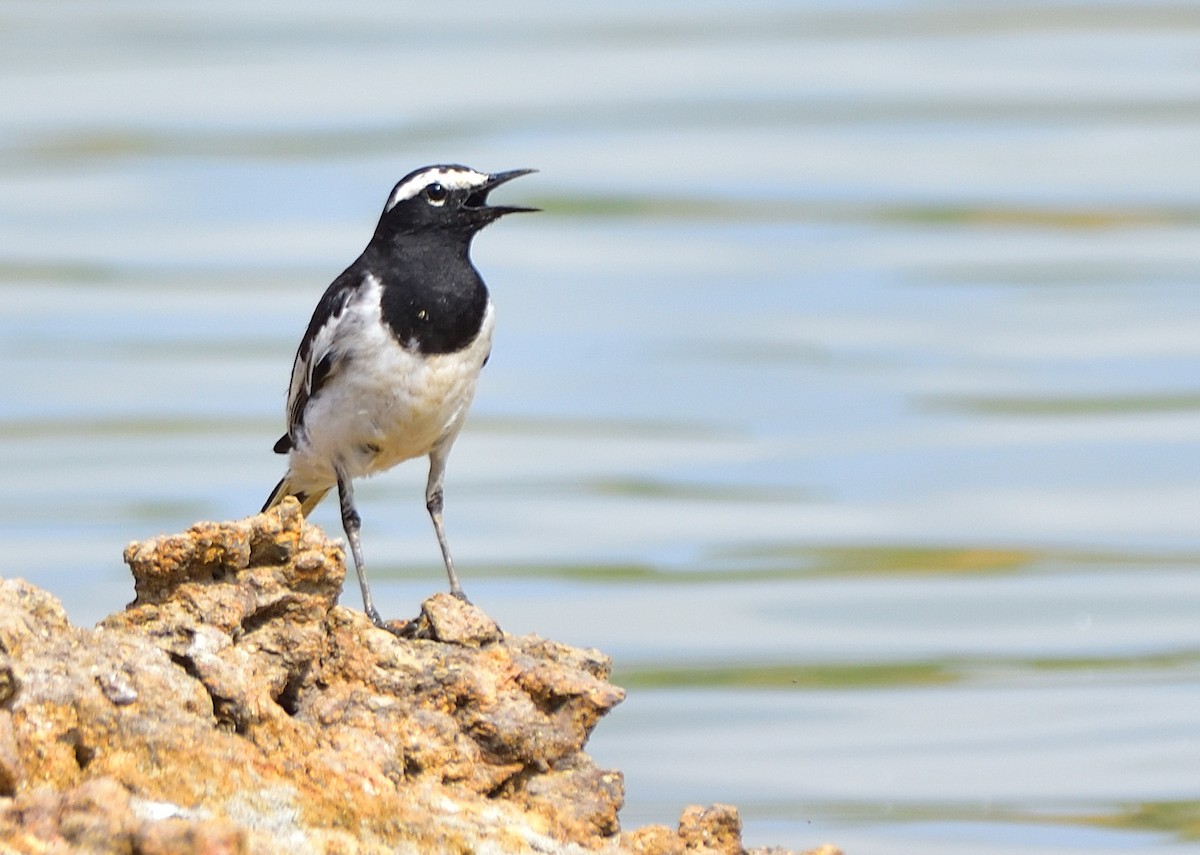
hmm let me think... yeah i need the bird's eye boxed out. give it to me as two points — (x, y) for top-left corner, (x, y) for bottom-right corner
(424, 183), (448, 205)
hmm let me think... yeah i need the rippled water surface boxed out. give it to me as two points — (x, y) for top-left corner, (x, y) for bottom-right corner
(3, 3), (1199, 852)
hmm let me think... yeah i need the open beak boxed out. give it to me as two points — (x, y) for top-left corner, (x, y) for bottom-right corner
(467, 169), (539, 216)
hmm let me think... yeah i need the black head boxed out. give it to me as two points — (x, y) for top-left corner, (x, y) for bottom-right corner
(376, 164), (537, 241)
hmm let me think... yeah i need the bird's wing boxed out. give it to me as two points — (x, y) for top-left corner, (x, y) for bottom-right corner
(278, 269), (364, 452)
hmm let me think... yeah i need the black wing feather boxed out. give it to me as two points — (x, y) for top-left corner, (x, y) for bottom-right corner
(289, 349), (339, 433)
(278, 266), (365, 450)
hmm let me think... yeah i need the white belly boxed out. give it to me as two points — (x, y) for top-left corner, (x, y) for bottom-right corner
(289, 301), (494, 490)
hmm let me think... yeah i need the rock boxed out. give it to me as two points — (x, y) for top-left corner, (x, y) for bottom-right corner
(0, 777), (250, 855)
(677, 804), (743, 854)
(399, 590), (503, 645)
(0, 499), (827, 854)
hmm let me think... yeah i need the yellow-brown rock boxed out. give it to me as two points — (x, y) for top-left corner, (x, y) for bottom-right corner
(0, 499), (830, 854)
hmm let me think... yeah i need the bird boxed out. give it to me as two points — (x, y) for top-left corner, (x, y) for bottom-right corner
(262, 164), (536, 628)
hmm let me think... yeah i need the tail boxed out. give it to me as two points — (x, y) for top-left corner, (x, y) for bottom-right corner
(262, 475), (331, 517)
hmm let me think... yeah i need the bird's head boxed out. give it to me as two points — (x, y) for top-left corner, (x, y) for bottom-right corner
(378, 164), (537, 239)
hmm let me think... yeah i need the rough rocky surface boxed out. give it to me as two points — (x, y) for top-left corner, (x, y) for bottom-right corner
(0, 499), (839, 855)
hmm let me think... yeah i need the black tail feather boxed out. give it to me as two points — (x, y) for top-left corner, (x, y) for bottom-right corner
(262, 477), (329, 517)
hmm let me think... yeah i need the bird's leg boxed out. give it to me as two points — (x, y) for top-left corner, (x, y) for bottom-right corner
(426, 446), (467, 602)
(336, 470), (385, 627)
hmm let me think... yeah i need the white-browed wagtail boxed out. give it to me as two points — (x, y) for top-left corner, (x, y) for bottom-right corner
(263, 164), (536, 628)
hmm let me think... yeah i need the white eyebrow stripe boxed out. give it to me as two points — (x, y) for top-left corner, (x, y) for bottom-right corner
(385, 167), (490, 211)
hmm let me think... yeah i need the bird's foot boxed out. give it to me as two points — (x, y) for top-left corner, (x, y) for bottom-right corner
(390, 617), (422, 639)
(365, 606), (416, 638)
(367, 590), (491, 640)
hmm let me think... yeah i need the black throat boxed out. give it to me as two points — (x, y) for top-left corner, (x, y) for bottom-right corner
(372, 238), (490, 355)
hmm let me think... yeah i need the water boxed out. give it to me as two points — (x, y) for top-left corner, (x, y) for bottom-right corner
(2, 2), (1199, 852)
